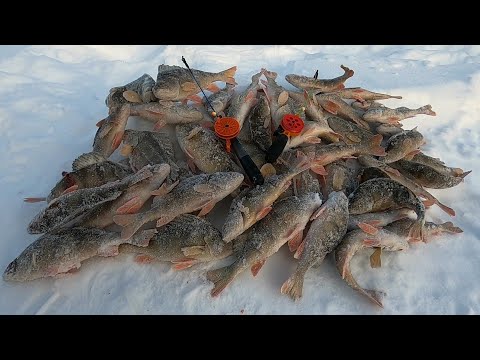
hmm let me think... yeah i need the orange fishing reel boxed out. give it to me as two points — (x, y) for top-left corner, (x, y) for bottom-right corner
(265, 113), (305, 163)
(213, 117), (240, 153)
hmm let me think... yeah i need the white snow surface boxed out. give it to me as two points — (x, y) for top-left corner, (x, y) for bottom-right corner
(0, 45), (479, 314)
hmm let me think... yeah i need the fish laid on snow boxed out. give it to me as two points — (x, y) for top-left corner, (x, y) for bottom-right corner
(27, 165), (163, 234)
(207, 192), (322, 297)
(383, 127), (425, 163)
(351, 100), (385, 111)
(281, 191), (349, 300)
(285, 65), (354, 92)
(348, 178), (426, 241)
(3, 227), (156, 282)
(374, 123), (404, 138)
(384, 218), (463, 243)
(105, 74), (156, 113)
(120, 214), (232, 270)
(348, 209), (414, 232)
(260, 68), (290, 128)
(334, 228), (409, 307)
(408, 152), (466, 177)
(326, 115), (376, 145)
(222, 151), (312, 243)
(24, 152), (131, 204)
(248, 94), (272, 152)
(72, 164), (171, 229)
(114, 172), (244, 240)
(129, 101), (208, 131)
(153, 64), (237, 102)
(93, 104), (131, 158)
(305, 134), (386, 175)
(121, 129), (180, 184)
(315, 93), (369, 129)
(358, 155), (456, 216)
(390, 159), (471, 189)
(176, 123), (242, 174)
(330, 87), (402, 102)
(363, 104), (436, 124)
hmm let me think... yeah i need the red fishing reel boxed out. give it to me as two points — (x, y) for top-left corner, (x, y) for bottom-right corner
(265, 113), (305, 163)
(213, 117), (240, 153)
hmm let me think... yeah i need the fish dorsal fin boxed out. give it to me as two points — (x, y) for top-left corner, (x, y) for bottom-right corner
(72, 152), (107, 171)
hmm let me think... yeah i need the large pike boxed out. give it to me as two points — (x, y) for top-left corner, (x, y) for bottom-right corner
(153, 64), (237, 102)
(120, 214), (232, 270)
(348, 178), (426, 241)
(334, 228), (409, 307)
(222, 151), (312, 243)
(281, 191), (349, 301)
(285, 65), (354, 92)
(207, 192), (322, 297)
(113, 172), (244, 240)
(3, 227), (156, 282)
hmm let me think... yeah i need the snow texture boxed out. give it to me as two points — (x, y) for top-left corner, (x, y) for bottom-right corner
(0, 45), (479, 314)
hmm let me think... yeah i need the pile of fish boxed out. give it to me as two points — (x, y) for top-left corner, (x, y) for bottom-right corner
(4, 63), (470, 309)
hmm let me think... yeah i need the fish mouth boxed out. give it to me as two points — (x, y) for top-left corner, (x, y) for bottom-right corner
(3, 259), (18, 280)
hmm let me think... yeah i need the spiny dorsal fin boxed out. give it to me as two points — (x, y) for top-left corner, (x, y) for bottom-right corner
(72, 152), (107, 171)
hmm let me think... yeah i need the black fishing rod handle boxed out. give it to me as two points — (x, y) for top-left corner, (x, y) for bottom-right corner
(265, 131), (289, 164)
(231, 138), (264, 186)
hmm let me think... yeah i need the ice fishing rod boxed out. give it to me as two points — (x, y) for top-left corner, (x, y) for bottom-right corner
(181, 57), (264, 186)
(265, 113), (305, 164)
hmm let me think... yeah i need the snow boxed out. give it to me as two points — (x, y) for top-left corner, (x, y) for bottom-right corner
(0, 45), (479, 314)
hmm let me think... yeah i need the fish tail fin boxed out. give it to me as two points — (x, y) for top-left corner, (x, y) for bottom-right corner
(130, 229), (157, 247)
(460, 170), (472, 180)
(24, 197), (46, 203)
(439, 222), (463, 234)
(113, 214), (143, 240)
(420, 104), (436, 116)
(435, 200), (456, 217)
(206, 263), (237, 297)
(368, 134), (386, 156)
(221, 66), (237, 85)
(408, 220), (424, 242)
(280, 270), (305, 301)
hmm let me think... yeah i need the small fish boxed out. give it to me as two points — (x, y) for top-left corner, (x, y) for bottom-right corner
(226, 71), (262, 131)
(260, 69), (290, 128)
(129, 101), (208, 131)
(305, 134), (386, 175)
(348, 178), (426, 241)
(24, 152), (131, 204)
(348, 209), (414, 233)
(119, 214), (232, 270)
(72, 163), (171, 229)
(409, 152), (467, 178)
(285, 65), (354, 92)
(330, 87), (402, 102)
(3, 227), (156, 282)
(113, 172), (244, 240)
(358, 155), (456, 216)
(27, 165), (163, 234)
(315, 93), (369, 129)
(363, 104), (436, 124)
(281, 191), (349, 301)
(248, 94), (272, 152)
(384, 218), (463, 243)
(176, 123), (242, 174)
(222, 151), (313, 243)
(374, 123), (404, 138)
(93, 104), (131, 158)
(389, 159), (470, 189)
(383, 127), (425, 163)
(359, 166), (389, 183)
(105, 73), (157, 111)
(153, 64), (237, 102)
(207, 192), (323, 297)
(121, 129), (180, 184)
(320, 160), (359, 198)
(326, 115), (376, 145)
(334, 228), (409, 307)
(202, 83), (236, 114)
(351, 100), (385, 111)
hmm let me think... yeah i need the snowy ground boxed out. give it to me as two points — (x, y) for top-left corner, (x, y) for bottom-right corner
(0, 45), (479, 314)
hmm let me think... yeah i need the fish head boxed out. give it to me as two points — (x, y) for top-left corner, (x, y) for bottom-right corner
(153, 77), (180, 100)
(299, 192), (323, 211)
(206, 172), (244, 197)
(3, 258), (20, 281)
(222, 205), (245, 243)
(285, 74), (299, 86)
(3, 253), (39, 282)
(47, 173), (74, 203)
